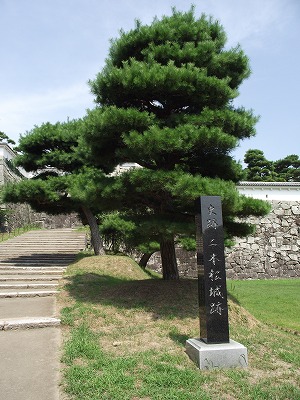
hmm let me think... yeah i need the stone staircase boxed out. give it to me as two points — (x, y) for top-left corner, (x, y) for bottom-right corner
(0, 229), (86, 329)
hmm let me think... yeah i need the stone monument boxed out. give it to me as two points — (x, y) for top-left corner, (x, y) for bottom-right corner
(186, 196), (248, 369)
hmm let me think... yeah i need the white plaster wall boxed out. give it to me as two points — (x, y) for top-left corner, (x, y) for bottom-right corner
(238, 187), (300, 201)
(0, 144), (16, 161)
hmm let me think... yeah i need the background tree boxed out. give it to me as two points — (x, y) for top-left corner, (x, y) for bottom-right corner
(244, 149), (300, 182)
(86, 7), (270, 279)
(274, 154), (300, 182)
(244, 149), (277, 181)
(0, 131), (16, 146)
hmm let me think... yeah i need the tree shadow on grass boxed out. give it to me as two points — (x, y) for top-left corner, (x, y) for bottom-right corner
(64, 273), (200, 320)
(169, 330), (191, 347)
(227, 292), (241, 306)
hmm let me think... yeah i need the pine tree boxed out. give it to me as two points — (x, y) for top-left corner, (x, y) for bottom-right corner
(3, 120), (111, 255)
(0, 131), (16, 146)
(244, 150), (300, 182)
(85, 7), (270, 279)
(244, 149), (277, 181)
(274, 155), (300, 182)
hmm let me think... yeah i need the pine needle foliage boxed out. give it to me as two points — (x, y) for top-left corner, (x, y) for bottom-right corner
(88, 7), (270, 278)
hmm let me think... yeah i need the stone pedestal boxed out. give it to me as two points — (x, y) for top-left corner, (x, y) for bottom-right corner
(186, 338), (248, 369)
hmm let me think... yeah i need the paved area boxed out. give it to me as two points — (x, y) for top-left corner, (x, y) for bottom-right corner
(0, 229), (86, 400)
(0, 328), (61, 400)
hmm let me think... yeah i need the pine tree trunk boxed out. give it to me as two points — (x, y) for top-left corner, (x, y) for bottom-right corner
(81, 206), (105, 255)
(139, 252), (154, 269)
(160, 236), (179, 280)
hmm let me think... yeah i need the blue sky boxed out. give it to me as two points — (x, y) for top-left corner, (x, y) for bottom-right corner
(0, 0), (299, 164)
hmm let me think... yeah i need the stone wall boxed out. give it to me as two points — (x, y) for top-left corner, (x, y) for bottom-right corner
(2, 202), (81, 232)
(147, 201), (300, 280)
(226, 201), (300, 279)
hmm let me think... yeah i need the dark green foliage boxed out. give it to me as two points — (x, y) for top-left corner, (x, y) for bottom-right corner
(4, 120), (84, 216)
(4, 176), (74, 215)
(2, 121), (111, 255)
(244, 149), (277, 181)
(244, 149), (300, 182)
(274, 154), (300, 182)
(15, 121), (82, 173)
(81, 107), (154, 172)
(99, 212), (136, 253)
(87, 8), (270, 278)
(0, 131), (16, 146)
(4, 120), (112, 215)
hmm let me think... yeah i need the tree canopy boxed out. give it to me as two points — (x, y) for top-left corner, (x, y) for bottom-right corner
(3, 8), (273, 279)
(86, 7), (270, 279)
(0, 131), (16, 146)
(3, 120), (115, 255)
(244, 149), (300, 182)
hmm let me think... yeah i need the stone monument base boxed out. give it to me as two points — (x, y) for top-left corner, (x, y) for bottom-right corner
(186, 338), (248, 370)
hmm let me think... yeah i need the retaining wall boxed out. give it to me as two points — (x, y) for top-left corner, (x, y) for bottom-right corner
(147, 201), (300, 279)
(2, 203), (81, 231)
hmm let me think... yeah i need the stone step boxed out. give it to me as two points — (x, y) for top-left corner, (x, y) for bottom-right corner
(0, 245), (84, 249)
(1, 234), (85, 239)
(3, 234), (84, 236)
(0, 296), (57, 319)
(0, 275), (61, 281)
(0, 261), (73, 267)
(0, 260), (76, 264)
(0, 229), (82, 336)
(0, 249), (77, 252)
(2, 229), (84, 233)
(0, 265), (68, 270)
(0, 317), (60, 330)
(0, 258), (75, 263)
(0, 239), (85, 242)
(0, 251), (77, 255)
(0, 253), (76, 256)
(0, 244), (84, 250)
(0, 290), (58, 298)
(0, 250), (83, 254)
(0, 267), (65, 274)
(0, 236), (85, 239)
(0, 234), (84, 238)
(0, 256), (79, 260)
(0, 283), (58, 289)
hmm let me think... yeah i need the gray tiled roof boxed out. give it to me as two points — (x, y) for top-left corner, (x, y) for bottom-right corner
(238, 181), (300, 187)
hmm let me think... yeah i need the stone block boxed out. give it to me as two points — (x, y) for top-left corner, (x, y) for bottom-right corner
(274, 209), (285, 215)
(292, 206), (300, 215)
(240, 243), (249, 249)
(186, 338), (248, 370)
(281, 203), (291, 210)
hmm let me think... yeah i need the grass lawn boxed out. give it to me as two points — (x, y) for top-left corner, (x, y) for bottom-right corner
(0, 225), (40, 242)
(228, 279), (300, 332)
(59, 256), (300, 400)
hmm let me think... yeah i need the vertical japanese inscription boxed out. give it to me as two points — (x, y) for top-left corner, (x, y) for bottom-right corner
(196, 196), (229, 344)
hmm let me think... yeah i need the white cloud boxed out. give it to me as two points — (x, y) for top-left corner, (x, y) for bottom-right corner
(199, 0), (295, 47)
(0, 83), (94, 141)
